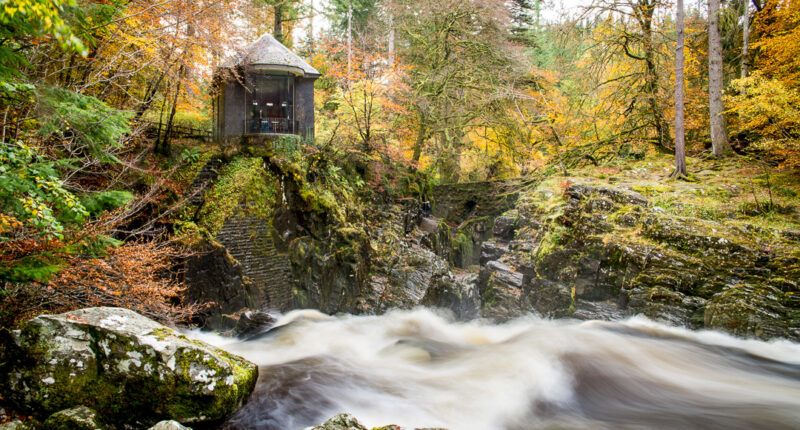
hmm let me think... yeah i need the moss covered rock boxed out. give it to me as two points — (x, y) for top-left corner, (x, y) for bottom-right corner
(0, 421), (30, 430)
(704, 285), (789, 339)
(311, 414), (368, 430)
(147, 421), (191, 430)
(310, 413), (448, 430)
(41, 406), (103, 430)
(475, 179), (800, 340)
(2, 307), (257, 428)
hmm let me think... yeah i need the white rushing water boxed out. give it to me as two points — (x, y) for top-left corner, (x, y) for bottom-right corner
(191, 308), (800, 430)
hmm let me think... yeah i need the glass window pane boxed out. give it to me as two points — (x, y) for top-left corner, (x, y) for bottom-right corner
(245, 73), (294, 134)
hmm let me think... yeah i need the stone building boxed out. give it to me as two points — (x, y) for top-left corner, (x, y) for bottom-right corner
(213, 33), (320, 142)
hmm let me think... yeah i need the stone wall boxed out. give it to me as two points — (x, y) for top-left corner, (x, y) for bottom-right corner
(184, 157), (295, 322)
(216, 212), (294, 311)
(432, 179), (522, 223)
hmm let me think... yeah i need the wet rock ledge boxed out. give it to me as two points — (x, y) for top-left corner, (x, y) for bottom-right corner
(311, 413), (447, 430)
(0, 307), (257, 429)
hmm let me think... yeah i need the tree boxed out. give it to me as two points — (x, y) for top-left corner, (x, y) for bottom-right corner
(585, 0), (672, 151)
(327, 0), (379, 37)
(753, 0), (800, 90)
(317, 38), (397, 155)
(727, 73), (800, 169)
(0, 0), (86, 141)
(0, 0), (135, 283)
(0, 0), (85, 83)
(394, 0), (521, 182)
(255, 0), (305, 45)
(672, 0), (687, 177)
(624, 0), (670, 150)
(708, 0), (733, 156)
(508, 0), (540, 32)
(741, 0), (750, 79)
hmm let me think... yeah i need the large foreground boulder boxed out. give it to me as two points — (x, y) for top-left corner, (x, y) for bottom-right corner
(1, 307), (258, 428)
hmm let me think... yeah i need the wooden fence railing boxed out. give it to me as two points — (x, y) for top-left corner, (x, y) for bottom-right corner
(140, 121), (212, 142)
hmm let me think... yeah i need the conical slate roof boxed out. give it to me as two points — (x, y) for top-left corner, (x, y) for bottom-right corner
(221, 33), (320, 77)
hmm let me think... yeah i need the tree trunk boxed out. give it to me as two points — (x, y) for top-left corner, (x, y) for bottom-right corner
(273, 3), (284, 44)
(741, 0), (750, 79)
(307, 4), (315, 53)
(160, 72), (183, 155)
(412, 113), (426, 164)
(642, 5), (670, 150)
(438, 131), (461, 183)
(154, 83), (169, 151)
(388, 11), (395, 66)
(708, 0), (732, 156)
(347, 3), (352, 80)
(60, 54), (76, 87)
(134, 71), (168, 121)
(672, 0), (688, 177)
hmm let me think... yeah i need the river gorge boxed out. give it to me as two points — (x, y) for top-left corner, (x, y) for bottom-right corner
(6, 0), (800, 427)
(4, 156), (800, 430)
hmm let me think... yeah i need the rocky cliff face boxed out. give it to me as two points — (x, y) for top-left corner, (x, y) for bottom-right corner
(183, 154), (800, 341)
(360, 202), (480, 319)
(476, 178), (800, 340)
(182, 155), (481, 326)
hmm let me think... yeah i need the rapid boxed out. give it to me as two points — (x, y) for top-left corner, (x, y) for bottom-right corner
(191, 308), (800, 430)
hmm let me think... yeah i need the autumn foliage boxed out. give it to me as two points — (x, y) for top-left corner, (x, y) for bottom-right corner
(1, 241), (203, 328)
(726, 74), (800, 169)
(3, 0), (800, 329)
(753, 0), (800, 91)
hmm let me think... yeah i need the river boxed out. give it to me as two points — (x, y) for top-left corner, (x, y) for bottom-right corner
(191, 308), (800, 430)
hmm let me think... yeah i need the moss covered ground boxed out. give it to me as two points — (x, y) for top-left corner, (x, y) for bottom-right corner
(564, 154), (800, 233)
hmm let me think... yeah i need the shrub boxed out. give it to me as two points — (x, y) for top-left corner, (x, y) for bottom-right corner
(1, 241), (204, 328)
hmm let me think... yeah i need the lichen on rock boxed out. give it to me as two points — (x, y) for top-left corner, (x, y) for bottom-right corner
(1, 307), (258, 428)
(147, 420), (191, 430)
(41, 406), (103, 430)
(311, 413), (368, 430)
